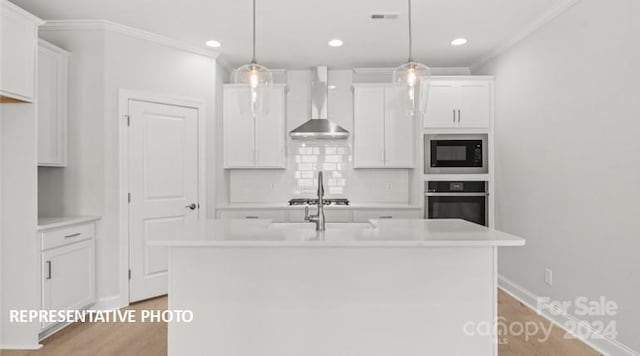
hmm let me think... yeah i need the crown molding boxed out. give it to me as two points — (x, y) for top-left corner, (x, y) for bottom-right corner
(2, 0), (44, 25)
(470, 0), (581, 71)
(40, 19), (220, 59)
(353, 67), (471, 76)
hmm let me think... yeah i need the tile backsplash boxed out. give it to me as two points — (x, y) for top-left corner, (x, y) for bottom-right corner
(229, 140), (409, 203)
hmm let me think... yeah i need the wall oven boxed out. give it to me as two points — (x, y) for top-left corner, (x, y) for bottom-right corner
(425, 181), (489, 226)
(425, 134), (488, 174)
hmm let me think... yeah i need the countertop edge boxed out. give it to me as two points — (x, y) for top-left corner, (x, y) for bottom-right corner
(216, 204), (423, 210)
(37, 216), (102, 231)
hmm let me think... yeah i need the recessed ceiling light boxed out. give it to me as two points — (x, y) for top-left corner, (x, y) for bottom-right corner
(205, 40), (222, 48)
(328, 39), (343, 47)
(451, 38), (468, 46)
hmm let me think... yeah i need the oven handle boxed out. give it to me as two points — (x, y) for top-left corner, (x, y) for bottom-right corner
(425, 192), (489, 197)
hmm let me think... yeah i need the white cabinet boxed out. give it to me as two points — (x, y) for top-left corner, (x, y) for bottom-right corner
(353, 85), (415, 168)
(352, 209), (422, 222)
(424, 79), (492, 129)
(217, 210), (288, 222)
(0, 1), (42, 102)
(223, 85), (286, 169)
(40, 221), (96, 331)
(38, 40), (69, 167)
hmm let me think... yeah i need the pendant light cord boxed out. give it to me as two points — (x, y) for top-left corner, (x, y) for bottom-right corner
(251, 0), (257, 63)
(407, 0), (413, 62)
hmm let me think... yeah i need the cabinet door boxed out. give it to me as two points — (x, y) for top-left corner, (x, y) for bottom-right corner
(42, 240), (95, 329)
(0, 3), (38, 102)
(255, 87), (286, 168)
(223, 87), (256, 168)
(457, 81), (491, 128)
(353, 87), (385, 168)
(384, 87), (414, 168)
(424, 81), (458, 128)
(38, 43), (68, 166)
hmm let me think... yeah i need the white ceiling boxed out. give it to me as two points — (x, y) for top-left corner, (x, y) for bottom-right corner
(11, 0), (565, 69)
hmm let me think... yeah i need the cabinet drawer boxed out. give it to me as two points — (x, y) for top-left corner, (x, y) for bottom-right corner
(217, 210), (288, 222)
(288, 209), (353, 223)
(352, 209), (422, 222)
(41, 223), (95, 251)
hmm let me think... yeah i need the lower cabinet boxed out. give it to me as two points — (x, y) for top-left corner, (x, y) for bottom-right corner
(352, 209), (422, 222)
(217, 208), (422, 223)
(40, 222), (96, 332)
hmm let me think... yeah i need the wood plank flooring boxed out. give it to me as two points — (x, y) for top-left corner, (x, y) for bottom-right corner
(1, 289), (599, 356)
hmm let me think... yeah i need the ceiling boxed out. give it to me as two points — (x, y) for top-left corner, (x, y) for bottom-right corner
(11, 0), (565, 69)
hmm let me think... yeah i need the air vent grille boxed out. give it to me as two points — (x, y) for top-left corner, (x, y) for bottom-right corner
(370, 13), (399, 20)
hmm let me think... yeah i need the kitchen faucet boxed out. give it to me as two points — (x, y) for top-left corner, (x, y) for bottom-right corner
(304, 171), (326, 231)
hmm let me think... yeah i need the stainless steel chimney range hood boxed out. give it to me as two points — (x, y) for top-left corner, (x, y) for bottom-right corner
(289, 66), (349, 140)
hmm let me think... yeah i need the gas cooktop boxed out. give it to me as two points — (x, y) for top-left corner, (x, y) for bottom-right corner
(288, 198), (350, 206)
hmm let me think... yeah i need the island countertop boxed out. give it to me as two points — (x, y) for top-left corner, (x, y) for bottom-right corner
(149, 219), (525, 248)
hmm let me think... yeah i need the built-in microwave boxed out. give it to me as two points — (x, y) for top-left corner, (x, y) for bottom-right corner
(425, 134), (488, 174)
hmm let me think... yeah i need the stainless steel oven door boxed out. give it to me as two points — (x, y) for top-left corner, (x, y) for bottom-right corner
(425, 192), (489, 226)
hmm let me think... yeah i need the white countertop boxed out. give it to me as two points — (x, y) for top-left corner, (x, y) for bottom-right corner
(149, 219), (525, 248)
(216, 203), (422, 210)
(37, 216), (101, 231)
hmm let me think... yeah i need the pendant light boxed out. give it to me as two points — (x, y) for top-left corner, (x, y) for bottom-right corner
(233, 0), (273, 115)
(392, 0), (430, 117)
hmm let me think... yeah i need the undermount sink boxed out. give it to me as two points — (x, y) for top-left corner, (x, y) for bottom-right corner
(268, 222), (375, 231)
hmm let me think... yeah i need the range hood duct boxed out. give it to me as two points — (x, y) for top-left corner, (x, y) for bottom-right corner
(289, 66), (349, 140)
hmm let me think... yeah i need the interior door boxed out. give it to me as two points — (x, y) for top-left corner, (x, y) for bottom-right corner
(128, 100), (199, 302)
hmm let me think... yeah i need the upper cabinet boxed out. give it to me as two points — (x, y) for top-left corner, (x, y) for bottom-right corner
(0, 0), (43, 103)
(353, 85), (415, 168)
(424, 78), (493, 129)
(38, 40), (70, 167)
(223, 84), (286, 169)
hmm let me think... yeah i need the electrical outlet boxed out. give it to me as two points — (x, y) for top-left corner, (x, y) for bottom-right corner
(544, 268), (553, 286)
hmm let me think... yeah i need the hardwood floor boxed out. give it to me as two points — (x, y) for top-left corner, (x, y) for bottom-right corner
(1, 290), (599, 356)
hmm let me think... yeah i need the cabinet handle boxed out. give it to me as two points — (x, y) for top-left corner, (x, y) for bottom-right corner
(46, 261), (52, 280)
(64, 233), (81, 239)
(245, 216), (259, 219)
(452, 109), (456, 123)
(458, 110), (461, 123)
(379, 216), (393, 219)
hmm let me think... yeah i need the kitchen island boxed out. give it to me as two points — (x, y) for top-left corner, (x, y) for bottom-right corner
(151, 219), (525, 356)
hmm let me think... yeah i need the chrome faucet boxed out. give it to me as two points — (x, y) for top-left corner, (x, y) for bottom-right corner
(304, 171), (326, 231)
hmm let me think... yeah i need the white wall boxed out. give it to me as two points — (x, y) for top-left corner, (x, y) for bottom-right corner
(474, 0), (640, 352)
(226, 69), (412, 204)
(39, 27), (217, 305)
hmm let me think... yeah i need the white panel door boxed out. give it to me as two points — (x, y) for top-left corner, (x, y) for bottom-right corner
(129, 100), (199, 302)
(42, 240), (95, 329)
(354, 87), (385, 168)
(255, 87), (285, 168)
(424, 81), (458, 128)
(384, 87), (414, 168)
(223, 87), (256, 168)
(457, 82), (491, 128)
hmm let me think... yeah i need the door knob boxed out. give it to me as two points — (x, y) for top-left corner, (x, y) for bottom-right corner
(185, 203), (197, 210)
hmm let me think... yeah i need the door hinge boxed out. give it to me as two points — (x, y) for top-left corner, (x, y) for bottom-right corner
(125, 115), (130, 127)
(128, 193), (131, 203)
(128, 269), (131, 280)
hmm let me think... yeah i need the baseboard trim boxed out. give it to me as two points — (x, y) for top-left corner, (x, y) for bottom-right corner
(92, 295), (125, 311)
(0, 344), (42, 350)
(498, 274), (639, 356)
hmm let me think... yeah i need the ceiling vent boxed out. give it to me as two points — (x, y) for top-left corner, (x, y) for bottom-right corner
(370, 13), (399, 20)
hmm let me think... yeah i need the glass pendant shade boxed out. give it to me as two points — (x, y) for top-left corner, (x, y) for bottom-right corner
(233, 0), (273, 116)
(393, 61), (430, 117)
(233, 62), (273, 116)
